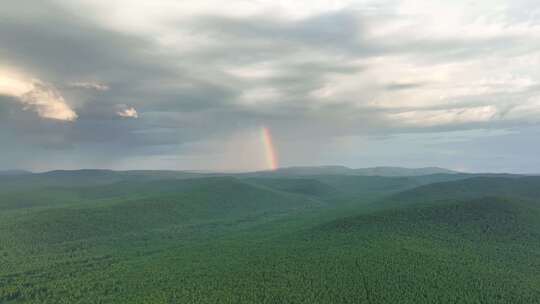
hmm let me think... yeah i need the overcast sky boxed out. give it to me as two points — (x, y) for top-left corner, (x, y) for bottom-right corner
(1, 0), (540, 173)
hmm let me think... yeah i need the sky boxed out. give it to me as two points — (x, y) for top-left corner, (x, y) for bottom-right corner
(1, 0), (540, 173)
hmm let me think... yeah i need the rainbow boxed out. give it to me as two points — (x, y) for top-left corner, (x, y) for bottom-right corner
(261, 126), (279, 171)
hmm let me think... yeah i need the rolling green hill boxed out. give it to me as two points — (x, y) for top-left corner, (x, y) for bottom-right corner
(304, 194), (540, 303)
(0, 171), (539, 303)
(0, 177), (320, 247)
(377, 176), (540, 210)
(244, 177), (341, 199)
(245, 173), (469, 205)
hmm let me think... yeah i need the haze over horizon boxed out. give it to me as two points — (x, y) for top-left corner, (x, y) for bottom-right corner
(1, 165), (533, 177)
(2, 0), (540, 173)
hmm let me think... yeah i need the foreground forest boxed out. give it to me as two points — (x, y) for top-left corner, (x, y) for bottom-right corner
(0, 168), (539, 303)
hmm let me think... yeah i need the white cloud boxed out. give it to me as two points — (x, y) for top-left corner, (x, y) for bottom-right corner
(51, 0), (540, 127)
(0, 70), (34, 96)
(116, 105), (139, 118)
(390, 106), (499, 126)
(0, 69), (78, 121)
(225, 63), (278, 79)
(69, 81), (109, 91)
(239, 87), (282, 105)
(20, 83), (78, 121)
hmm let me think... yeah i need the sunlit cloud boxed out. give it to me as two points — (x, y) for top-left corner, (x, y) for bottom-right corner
(116, 104), (139, 118)
(0, 70), (34, 96)
(0, 69), (77, 121)
(20, 83), (78, 121)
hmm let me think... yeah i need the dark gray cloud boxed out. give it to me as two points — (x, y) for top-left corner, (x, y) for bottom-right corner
(189, 10), (370, 56)
(383, 82), (427, 91)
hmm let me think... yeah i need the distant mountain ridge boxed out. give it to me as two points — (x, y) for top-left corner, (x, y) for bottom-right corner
(11, 166), (460, 178)
(353, 166), (458, 177)
(0, 170), (32, 176)
(249, 166), (459, 177)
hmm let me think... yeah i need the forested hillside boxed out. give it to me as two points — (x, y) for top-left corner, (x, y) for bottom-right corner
(1, 171), (539, 303)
